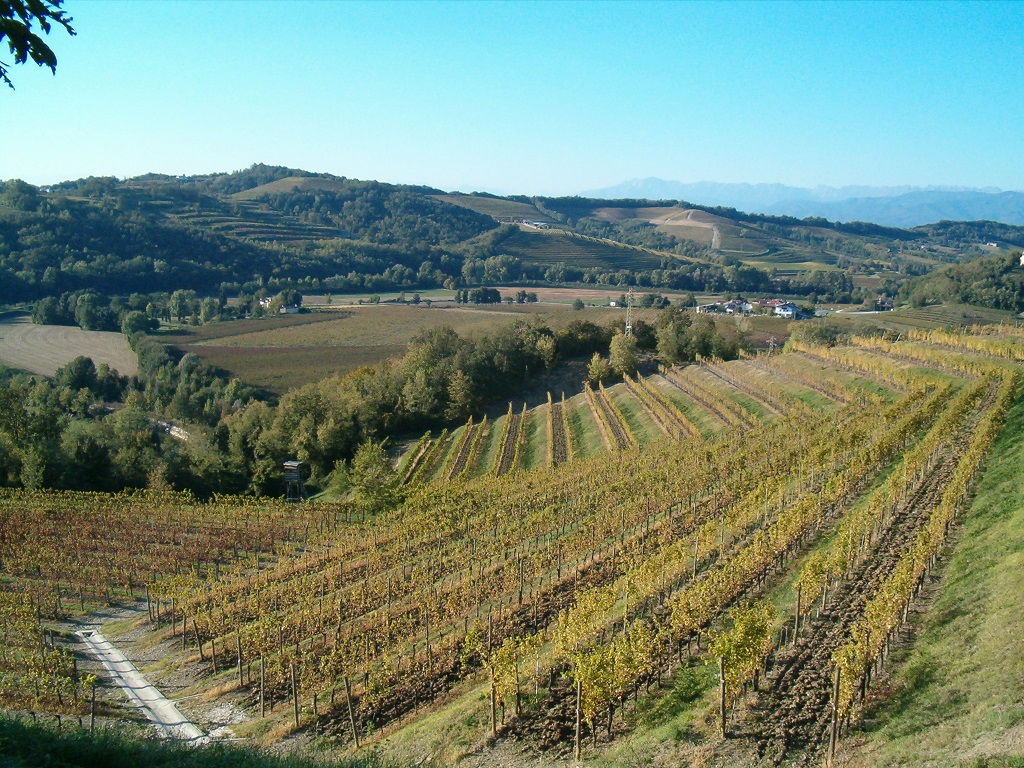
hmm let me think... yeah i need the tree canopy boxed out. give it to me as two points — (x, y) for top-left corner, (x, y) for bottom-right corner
(1, 0), (75, 89)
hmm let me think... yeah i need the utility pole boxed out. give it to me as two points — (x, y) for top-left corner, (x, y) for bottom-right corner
(625, 287), (635, 338)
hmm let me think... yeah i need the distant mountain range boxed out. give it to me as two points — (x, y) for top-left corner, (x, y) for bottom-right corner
(581, 179), (1024, 227)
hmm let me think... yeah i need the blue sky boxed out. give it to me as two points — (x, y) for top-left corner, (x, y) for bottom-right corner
(3, 0), (1023, 194)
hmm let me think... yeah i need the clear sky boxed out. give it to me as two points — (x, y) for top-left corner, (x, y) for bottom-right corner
(3, 0), (1023, 194)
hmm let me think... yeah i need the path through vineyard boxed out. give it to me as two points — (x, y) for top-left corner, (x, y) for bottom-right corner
(77, 629), (207, 743)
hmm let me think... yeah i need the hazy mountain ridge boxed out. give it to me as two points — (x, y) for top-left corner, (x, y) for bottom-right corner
(584, 178), (1022, 227)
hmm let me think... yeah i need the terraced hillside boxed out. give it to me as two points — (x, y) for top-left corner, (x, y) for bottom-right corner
(493, 227), (672, 271)
(13, 172), (1024, 314)
(6, 327), (1023, 766)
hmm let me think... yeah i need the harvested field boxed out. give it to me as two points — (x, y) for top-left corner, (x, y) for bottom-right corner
(189, 306), (519, 348)
(0, 315), (138, 377)
(163, 303), (671, 393)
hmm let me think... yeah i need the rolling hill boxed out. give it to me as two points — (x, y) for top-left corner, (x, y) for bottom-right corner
(5, 166), (1024, 311)
(584, 178), (1024, 227)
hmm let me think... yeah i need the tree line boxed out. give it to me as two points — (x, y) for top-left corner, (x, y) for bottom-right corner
(0, 294), (745, 498)
(898, 251), (1024, 311)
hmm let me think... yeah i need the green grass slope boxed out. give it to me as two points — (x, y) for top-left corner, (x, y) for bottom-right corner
(0, 717), (396, 768)
(230, 176), (358, 200)
(842, 390), (1024, 767)
(433, 193), (557, 222)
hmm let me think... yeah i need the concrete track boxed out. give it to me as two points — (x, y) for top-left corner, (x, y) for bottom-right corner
(77, 629), (207, 743)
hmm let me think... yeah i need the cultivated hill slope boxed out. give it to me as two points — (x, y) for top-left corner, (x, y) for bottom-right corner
(7, 165), (1024, 307)
(5, 329), (1024, 767)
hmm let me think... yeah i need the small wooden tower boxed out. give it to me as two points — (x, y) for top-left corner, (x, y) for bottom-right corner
(284, 460), (307, 502)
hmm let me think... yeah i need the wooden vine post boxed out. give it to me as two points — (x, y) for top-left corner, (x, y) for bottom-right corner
(793, 583), (802, 643)
(489, 669), (497, 737)
(259, 655), (265, 717)
(573, 677), (583, 762)
(290, 662), (299, 728)
(193, 617), (204, 660)
(719, 656), (727, 737)
(344, 675), (360, 748)
(828, 665), (841, 764)
(236, 631), (243, 685)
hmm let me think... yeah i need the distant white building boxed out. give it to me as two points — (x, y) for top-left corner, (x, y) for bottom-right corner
(722, 300), (753, 314)
(774, 302), (799, 319)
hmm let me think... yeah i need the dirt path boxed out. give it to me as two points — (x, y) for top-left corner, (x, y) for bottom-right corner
(76, 629), (207, 743)
(682, 210), (722, 250)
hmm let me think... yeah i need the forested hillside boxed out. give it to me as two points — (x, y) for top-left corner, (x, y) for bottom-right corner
(6, 164), (1024, 310)
(899, 250), (1024, 311)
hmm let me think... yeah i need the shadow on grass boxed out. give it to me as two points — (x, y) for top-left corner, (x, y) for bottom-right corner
(635, 662), (713, 742)
(0, 715), (398, 768)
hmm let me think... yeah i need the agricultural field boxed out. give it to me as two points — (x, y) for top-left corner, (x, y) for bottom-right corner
(496, 227), (675, 272)
(4, 325), (1023, 766)
(160, 303), (672, 393)
(0, 314), (138, 377)
(433, 194), (558, 223)
(230, 176), (357, 201)
(167, 201), (343, 245)
(826, 303), (1020, 334)
(161, 306), (525, 392)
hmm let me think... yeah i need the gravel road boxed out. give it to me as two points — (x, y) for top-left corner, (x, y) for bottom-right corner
(77, 629), (207, 743)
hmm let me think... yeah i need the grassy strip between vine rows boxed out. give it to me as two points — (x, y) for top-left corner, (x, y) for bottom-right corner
(832, 371), (1019, 720)
(845, 373), (1024, 766)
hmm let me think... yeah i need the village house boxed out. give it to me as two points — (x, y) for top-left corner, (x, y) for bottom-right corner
(773, 302), (799, 319)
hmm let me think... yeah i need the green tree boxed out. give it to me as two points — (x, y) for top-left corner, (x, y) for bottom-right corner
(0, 0), (75, 89)
(587, 352), (612, 385)
(445, 368), (475, 421)
(572, 298), (585, 311)
(199, 297), (219, 323)
(536, 334), (557, 370)
(31, 295), (61, 324)
(609, 332), (638, 377)
(120, 310), (150, 336)
(655, 309), (692, 364)
(53, 355), (96, 393)
(167, 289), (197, 323)
(347, 440), (402, 518)
(277, 288), (302, 308)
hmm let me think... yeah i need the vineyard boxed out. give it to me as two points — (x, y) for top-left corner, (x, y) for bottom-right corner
(2, 326), (1023, 765)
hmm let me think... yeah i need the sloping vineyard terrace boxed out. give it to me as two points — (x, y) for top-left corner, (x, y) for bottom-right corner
(1, 331), (1018, 766)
